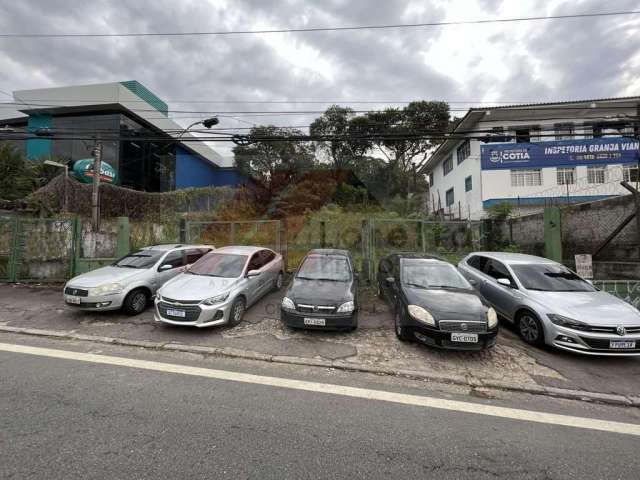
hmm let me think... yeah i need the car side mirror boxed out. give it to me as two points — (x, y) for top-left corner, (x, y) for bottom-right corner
(385, 277), (395, 285)
(247, 269), (261, 278)
(497, 278), (512, 287)
(159, 264), (173, 272)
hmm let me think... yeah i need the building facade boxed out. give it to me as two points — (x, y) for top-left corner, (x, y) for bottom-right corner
(420, 97), (640, 219)
(0, 81), (244, 192)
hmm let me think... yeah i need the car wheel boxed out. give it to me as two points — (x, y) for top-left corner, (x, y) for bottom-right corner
(228, 297), (246, 327)
(123, 289), (148, 316)
(273, 272), (284, 292)
(517, 311), (545, 346)
(394, 309), (412, 342)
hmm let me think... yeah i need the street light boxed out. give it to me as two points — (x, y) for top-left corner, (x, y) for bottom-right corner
(176, 116), (220, 140)
(44, 159), (69, 212)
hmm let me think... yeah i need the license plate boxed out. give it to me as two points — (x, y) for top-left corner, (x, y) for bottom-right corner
(610, 340), (636, 349)
(166, 308), (186, 318)
(451, 332), (478, 343)
(66, 296), (81, 305)
(304, 317), (326, 326)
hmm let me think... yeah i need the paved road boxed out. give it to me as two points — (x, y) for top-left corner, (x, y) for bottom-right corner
(1, 334), (639, 479)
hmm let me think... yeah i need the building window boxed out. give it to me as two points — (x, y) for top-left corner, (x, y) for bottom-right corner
(465, 175), (473, 192)
(510, 168), (542, 187)
(446, 187), (454, 206)
(556, 167), (576, 185)
(514, 128), (530, 143)
(623, 165), (640, 183)
(529, 127), (541, 142)
(587, 165), (607, 184)
(555, 123), (574, 140)
(456, 140), (470, 164)
(443, 155), (453, 176)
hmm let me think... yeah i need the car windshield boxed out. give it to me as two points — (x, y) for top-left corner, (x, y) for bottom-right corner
(113, 250), (164, 269)
(511, 263), (595, 292)
(187, 253), (248, 278)
(296, 255), (351, 282)
(401, 260), (472, 290)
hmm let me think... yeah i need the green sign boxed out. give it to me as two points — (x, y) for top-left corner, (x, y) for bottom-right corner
(72, 158), (117, 184)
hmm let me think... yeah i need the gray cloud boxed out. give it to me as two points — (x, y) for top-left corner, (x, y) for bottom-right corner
(1, 0), (639, 154)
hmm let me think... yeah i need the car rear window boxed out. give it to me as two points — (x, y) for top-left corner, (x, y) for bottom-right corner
(296, 255), (351, 282)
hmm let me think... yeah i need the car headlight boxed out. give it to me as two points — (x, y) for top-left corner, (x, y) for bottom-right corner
(89, 283), (123, 296)
(487, 307), (498, 329)
(408, 305), (435, 326)
(337, 301), (355, 313)
(281, 297), (296, 310)
(201, 292), (230, 306)
(548, 314), (589, 330)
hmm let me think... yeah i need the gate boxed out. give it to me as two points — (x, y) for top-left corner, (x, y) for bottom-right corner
(367, 219), (484, 281)
(186, 220), (282, 253)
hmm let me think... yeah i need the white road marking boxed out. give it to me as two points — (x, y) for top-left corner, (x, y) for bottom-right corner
(1, 341), (639, 437)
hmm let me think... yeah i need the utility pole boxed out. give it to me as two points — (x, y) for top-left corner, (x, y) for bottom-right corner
(92, 139), (102, 231)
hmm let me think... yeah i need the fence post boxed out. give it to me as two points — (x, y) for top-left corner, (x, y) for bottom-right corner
(116, 216), (130, 257)
(543, 207), (562, 262)
(7, 218), (19, 282)
(279, 219), (288, 272)
(420, 221), (426, 252)
(320, 220), (326, 249)
(361, 218), (369, 281)
(71, 217), (82, 277)
(179, 218), (187, 243)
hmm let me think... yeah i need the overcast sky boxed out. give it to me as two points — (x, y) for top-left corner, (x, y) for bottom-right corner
(1, 0), (640, 156)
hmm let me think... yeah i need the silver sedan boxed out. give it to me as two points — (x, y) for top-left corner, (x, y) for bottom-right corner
(458, 252), (640, 356)
(155, 246), (284, 328)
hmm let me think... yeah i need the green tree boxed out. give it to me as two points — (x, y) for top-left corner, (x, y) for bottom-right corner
(233, 126), (315, 195)
(0, 142), (40, 200)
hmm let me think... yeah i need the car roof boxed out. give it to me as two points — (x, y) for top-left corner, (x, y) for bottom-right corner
(390, 252), (446, 262)
(214, 245), (269, 255)
(307, 248), (351, 257)
(469, 252), (558, 265)
(141, 244), (212, 251)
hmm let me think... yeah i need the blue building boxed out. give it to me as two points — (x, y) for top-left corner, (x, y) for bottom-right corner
(0, 81), (245, 192)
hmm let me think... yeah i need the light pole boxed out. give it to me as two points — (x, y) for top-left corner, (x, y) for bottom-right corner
(176, 117), (219, 141)
(43, 159), (69, 212)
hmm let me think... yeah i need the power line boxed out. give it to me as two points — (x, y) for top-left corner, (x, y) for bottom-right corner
(0, 10), (637, 38)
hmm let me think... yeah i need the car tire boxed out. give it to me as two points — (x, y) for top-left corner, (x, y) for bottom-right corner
(348, 312), (359, 332)
(122, 289), (148, 316)
(394, 308), (412, 342)
(228, 297), (246, 327)
(273, 272), (284, 292)
(517, 311), (545, 346)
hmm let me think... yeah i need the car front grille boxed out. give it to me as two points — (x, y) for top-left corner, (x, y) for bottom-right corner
(438, 320), (487, 333)
(582, 325), (640, 334)
(157, 301), (201, 322)
(160, 296), (201, 305)
(64, 287), (89, 297)
(296, 304), (337, 314)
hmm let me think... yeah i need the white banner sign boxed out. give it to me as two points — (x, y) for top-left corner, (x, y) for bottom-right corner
(575, 254), (593, 279)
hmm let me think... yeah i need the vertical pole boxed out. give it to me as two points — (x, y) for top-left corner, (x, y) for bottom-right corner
(420, 221), (426, 252)
(91, 139), (102, 231)
(458, 201), (461, 220)
(179, 218), (187, 243)
(320, 220), (326, 249)
(279, 219), (287, 272)
(361, 219), (369, 281)
(63, 165), (69, 213)
(116, 217), (130, 258)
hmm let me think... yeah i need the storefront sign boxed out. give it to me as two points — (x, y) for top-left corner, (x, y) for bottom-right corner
(575, 254), (593, 279)
(72, 158), (117, 184)
(481, 137), (639, 170)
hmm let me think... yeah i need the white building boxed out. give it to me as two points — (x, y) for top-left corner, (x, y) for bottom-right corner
(419, 97), (640, 219)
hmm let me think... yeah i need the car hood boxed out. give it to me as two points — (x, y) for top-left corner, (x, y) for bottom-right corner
(404, 286), (487, 320)
(286, 278), (354, 306)
(67, 266), (145, 288)
(159, 273), (239, 301)
(526, 290), (640, 326)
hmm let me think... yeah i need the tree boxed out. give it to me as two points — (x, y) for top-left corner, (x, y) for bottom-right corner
(365, 101), (450, 175)
(309, 105), (372, 170)
(0, 142), (42, 200)
(233, 126), (315, 195)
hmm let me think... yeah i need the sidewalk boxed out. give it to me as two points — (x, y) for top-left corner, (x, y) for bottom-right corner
(2, 284), (639, 406)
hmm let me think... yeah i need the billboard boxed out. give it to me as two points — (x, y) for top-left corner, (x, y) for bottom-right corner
(481, 137), (639, 170)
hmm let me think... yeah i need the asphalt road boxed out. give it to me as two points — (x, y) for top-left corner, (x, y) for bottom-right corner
(1, 335), (639, 480)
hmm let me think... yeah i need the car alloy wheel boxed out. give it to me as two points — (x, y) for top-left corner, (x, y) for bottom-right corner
(229, 298), (245, 327)
(131, 292), (147, 313)
(519, 312), (542, 345)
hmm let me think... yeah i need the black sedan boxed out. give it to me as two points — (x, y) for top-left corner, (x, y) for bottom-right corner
(378, 254), (498, 351)
(281, 249), (358, 331)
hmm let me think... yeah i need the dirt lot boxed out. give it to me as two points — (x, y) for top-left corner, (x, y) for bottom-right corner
(2, 283), (640, 398)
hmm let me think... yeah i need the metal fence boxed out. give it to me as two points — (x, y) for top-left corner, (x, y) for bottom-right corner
(186, 220), (282, 254)
(593, 280), (640, 309)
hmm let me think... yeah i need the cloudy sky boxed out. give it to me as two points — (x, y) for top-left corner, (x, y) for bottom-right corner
(1, 0), (640, 156)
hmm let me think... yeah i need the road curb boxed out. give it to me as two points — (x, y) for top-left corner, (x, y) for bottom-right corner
(1, 324), (637, 408)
